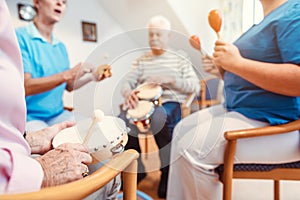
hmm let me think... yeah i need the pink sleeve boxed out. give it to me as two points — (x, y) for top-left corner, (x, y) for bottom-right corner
(0, 0), (43, 194)
(0, 148), (44, 193)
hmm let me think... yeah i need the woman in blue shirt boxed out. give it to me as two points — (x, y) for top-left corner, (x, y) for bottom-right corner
(167, 0), (300, 199)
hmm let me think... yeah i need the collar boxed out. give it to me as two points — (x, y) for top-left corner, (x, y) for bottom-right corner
(26, 22), (61, 45)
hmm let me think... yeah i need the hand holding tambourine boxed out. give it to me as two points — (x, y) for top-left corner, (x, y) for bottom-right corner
(52, 109), (128, 163)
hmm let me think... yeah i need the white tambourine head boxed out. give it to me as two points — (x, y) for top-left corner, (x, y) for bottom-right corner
(52, 116), (128, 162)
(52, 126), (82, 148)
(136, 83), (162, 100)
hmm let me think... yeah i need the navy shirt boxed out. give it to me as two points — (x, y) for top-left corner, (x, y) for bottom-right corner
(224, 0), (300, 125)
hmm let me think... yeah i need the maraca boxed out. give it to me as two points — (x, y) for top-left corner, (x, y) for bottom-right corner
(208, 9), (223, 39)
(208, 9), (225, 77)
(84, 64), (112, 77)
(189, 35), (204, 55)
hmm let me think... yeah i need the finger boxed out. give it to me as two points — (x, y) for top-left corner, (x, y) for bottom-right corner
(78, 152), (93, 164)
(131, 92), (139, 102)
(215, 39), (226, 46)
(57, 143), (89, 153)
(53, 121), (76, 132)
(128, 98), (137, 110)
(214, 45), (225, 52)
(74, 62), (83, 69)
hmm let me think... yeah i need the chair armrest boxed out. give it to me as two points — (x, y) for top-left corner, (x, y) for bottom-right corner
(181, 93), (196, 118)
(225, 119), (300, 141)
(0, 149), (139, 200)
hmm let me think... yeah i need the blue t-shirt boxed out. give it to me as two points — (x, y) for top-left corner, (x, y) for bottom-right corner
(16, 22), (70, 121)
(224, 0), (300, 125)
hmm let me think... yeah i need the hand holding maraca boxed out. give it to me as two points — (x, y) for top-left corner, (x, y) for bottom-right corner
(213, 40), (243, 73)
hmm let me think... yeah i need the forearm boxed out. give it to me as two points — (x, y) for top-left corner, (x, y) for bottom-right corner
(174, 78), (200, 94)
(25, 73), (66, 96)
(67, 74), (94, 91)
(229, 58), (300, 96)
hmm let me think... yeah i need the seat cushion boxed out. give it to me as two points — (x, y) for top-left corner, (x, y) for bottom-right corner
(216, 160), (300, 175)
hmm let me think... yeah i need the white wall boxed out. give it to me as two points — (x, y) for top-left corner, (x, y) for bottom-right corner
(7, 0), (261, 118)
(166, 0), (221, 54)
(242, 0), (263, 32)
(6, 0), (136, 117)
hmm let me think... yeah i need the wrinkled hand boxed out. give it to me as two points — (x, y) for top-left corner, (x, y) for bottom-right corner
(146, 76), (175, 89)
(202, 54), (224, 78)
(213, 39), (243, 72)
(124, 89), (139, 110)
(36, 143), (92, 187)
(26, 121), (75, 155)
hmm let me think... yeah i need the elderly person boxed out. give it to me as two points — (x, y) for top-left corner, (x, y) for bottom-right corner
(119, 15), (200, 198)
(0, 0), (91, 193)
(1, 1), (118, 199)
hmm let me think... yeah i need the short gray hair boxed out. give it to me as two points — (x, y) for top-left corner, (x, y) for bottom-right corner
(147, 15), (171, 30)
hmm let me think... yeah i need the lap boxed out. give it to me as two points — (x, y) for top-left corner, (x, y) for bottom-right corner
(172, 104), (300, 166)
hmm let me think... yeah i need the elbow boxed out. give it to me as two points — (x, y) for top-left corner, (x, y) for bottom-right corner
(66, 85), (74, 92)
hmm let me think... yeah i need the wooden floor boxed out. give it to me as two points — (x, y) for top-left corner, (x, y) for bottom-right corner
(137, 134), (165, 200)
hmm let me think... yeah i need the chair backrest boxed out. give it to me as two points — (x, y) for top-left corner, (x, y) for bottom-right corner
(199, 77), (221, 109)
(0, 149), (139, 200)
(204, 78), (220, 100)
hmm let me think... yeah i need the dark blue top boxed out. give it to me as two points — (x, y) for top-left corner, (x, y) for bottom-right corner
(224, 0), (300, 125)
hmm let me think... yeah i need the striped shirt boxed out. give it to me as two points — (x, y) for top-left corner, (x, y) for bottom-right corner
(121, 49), (200, 103)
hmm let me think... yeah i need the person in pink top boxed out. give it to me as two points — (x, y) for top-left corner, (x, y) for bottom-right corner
(0, 0), (92, 193)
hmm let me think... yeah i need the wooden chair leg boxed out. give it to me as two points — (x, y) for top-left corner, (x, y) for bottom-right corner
(223, 140), (237, 200)
(123, 159), (138, 200)
(144, 134), (148, 159)
(274, 180), (280, 200)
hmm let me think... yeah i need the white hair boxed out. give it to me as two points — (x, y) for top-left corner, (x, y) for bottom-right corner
(147, 15), (171, 30)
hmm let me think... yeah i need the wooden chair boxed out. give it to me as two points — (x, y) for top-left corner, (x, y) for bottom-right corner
(216, 119), (300, 200)
(0, 149), (139, 200)
(181, 92), (196, 118)
(198, 76), (221, 109)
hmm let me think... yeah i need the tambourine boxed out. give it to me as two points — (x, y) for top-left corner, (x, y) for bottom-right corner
(126, 100), (155, 133)
(136, 83), (163, 106)
(52, 116), (128, 162)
